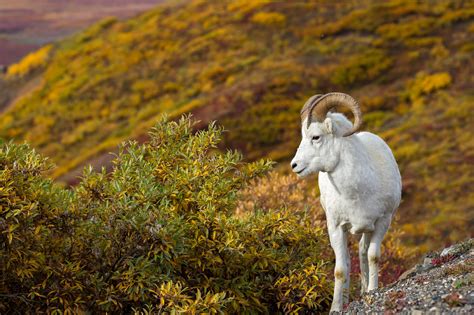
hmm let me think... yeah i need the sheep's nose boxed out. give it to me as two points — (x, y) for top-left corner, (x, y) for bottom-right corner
(291, 162), (298, 170)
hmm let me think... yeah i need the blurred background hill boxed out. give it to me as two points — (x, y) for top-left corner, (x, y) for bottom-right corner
(0, 0), (161, 65)
(0, 0), (473, 263)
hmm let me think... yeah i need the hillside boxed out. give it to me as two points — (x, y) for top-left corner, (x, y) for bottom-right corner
(0, 0), (473, 256)
(0, 0), (161, 65)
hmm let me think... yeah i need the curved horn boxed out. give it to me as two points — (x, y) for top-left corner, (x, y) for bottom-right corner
(300, 94), (323, 122)
(306, 92), (362, 137)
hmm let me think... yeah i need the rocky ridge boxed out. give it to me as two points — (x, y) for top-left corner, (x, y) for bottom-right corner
(347, 239), (474, 314)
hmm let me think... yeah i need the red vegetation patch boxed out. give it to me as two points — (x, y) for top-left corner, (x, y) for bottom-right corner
(431, 254), (456, 267)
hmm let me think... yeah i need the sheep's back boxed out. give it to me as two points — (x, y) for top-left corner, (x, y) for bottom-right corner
(356, 132), (402, 212)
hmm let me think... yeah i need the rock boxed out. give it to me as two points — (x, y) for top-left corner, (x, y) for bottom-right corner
(441, 239), (474, 257)
(399, 266), (417, 280)
(346, 238), (474, 314)
(423, 257), (433, 266)
(441, 247), (454, 257)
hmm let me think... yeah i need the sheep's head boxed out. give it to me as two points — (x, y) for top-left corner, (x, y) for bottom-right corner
(290, 92), (362, 177)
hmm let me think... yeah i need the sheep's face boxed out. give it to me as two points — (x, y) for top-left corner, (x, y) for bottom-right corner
(290, 117), (341, 177)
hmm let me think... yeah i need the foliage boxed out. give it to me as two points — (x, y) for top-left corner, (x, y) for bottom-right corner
(403, 71), (452, 101)
(385, 91), (474, 252)
(0, 117), (333, 313)
(274, 264), (330, 314)
(331, 49), (393, 87)
(236, 172), (324, 225)
(6, 45), (52, 78)
(251, 12), (286, 27)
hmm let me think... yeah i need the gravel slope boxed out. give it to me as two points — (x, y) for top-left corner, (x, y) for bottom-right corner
(346, 239), (474, 314)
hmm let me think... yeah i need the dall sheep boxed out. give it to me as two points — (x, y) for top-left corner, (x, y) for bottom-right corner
(290, 92), (402, 312)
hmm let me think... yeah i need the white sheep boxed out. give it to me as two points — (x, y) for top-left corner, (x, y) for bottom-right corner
(290, 92), (402, 312)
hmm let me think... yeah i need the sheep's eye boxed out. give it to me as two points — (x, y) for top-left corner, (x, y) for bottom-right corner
(312, 136), (321, 141)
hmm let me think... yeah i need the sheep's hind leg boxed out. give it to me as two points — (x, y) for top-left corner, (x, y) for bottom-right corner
(367, 217), (391, 291)
(343, 239), (350, 306)
(359, 233), (371, 294)
(328, 225), (350, 312)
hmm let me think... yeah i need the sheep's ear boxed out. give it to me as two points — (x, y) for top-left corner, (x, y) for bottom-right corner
(323, 117), (333, 134)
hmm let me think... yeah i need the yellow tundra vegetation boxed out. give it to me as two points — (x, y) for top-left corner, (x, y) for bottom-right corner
(6, 45), (52, 78)
(251, 12), (286, 26)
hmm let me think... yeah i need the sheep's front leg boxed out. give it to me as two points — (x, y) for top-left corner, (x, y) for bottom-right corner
(359, 233), (371, 294)
(328, 225), (349, 312)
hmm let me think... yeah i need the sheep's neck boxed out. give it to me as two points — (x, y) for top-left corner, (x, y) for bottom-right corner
(324, 138), (376, 197)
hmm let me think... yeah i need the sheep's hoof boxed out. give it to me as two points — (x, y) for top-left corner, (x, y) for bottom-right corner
(330, 305), (343, 314)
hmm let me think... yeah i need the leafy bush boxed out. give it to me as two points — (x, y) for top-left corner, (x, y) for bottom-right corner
(237, 172), (325, 226)
(0, 117), (332, 313)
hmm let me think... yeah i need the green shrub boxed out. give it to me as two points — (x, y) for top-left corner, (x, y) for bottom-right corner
(0, 117), (332, 313)
(331, 49), (393, 87)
